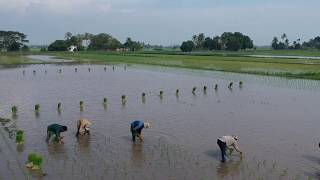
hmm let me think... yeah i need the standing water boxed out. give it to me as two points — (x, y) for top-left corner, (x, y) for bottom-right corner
(0, 62), (320, 179)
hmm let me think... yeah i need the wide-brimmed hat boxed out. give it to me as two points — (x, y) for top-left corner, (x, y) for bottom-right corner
(232, 135), (239, 140)
(144, 122), (151, 128)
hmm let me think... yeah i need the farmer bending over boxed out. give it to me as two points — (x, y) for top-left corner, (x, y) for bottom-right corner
(217, 135), (242, 162)
(76, 118), (92, 137)
(46, 124), (68, 144)
(130, 120), (150, 142)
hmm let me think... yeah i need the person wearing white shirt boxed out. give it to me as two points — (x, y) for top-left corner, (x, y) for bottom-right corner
(217, 135), (242, 162)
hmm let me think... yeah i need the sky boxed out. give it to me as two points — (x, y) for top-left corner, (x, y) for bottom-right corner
(0, 0), (319, 46)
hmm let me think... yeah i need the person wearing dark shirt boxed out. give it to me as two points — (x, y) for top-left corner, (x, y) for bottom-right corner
(46, 124), (68, 143)
(130, 120), (150, 142)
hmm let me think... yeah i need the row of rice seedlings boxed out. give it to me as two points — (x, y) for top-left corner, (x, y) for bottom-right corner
(9, 82), (243, 114)
(23, 66), (116, 75)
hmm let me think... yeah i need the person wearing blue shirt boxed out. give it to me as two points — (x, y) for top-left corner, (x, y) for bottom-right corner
(130, 120), (150, 142)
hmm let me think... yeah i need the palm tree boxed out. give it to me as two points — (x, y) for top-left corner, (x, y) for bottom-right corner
(281, 33), (287, 42)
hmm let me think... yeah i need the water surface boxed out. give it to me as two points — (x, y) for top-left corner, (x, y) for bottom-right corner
(0, 63), (319, 179)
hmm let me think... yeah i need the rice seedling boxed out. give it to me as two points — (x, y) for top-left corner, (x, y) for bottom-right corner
(11, 106), (17, 114)
(34, 104), (40, 112)
(160, 90), (164, 97)
(27, 153), (43, 170)
(203, 86), (207, 92)
(192, 87), (196, 94)
(103, 97), (108, 104)
(228, 82), (233, 89)
(58, 69), (62, 73)
(239, 81), (243, 86)
(121, 95), (126, 104)
(104, 67), (107, 71)
(124, 66), (127, 70)
(16, 130), (24, 144)
(88, 68), (91, 72)
(141, 93), (146, 103)
(33, 70), (36, 74)
(80, 101), (84, 111)
(44, 70), (47, 74)
(214, 84), (218, 90)
(26, 153), (36, 168)
(176, 89), (179, 95)
(22, 70), (25, 74)
(57, 102), (61, 110)
(112, 66), (115, 71)
(75, 68), (78, 72)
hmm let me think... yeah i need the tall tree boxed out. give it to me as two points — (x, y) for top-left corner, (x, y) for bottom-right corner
(180, 41), (194, 52)
(64, 32), (72, 40)
(281, 33), (287, 42)
(0, 31), (29, 51)
(88, 33), (122, 50)
(271, 37), (279, 50)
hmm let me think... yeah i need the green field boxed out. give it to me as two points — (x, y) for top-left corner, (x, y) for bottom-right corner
(1, 50), (320, 80)
(51, 51), (320, 80)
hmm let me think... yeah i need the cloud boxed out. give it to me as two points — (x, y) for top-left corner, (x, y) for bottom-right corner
(0, 0), (112, 14)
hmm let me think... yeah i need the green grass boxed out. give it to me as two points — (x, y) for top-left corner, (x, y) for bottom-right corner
(2, 49), (320, 79)
(50, 51), (320, 80)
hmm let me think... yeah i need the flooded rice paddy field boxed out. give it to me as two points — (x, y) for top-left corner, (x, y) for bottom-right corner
(0, 62), (320, 179)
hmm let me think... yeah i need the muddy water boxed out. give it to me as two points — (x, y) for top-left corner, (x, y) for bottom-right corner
(0, 62), (320, 179)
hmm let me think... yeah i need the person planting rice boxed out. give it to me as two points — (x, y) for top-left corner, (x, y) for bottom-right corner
(76, 118), (92, 137)
(46, 124), (68, 144)
(130, 120), (150, 142)
(217, 135), (242, 162)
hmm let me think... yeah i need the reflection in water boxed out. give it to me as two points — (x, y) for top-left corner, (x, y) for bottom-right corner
(216, 160), (243, 179)
(103, 104), (108, 111)
(130, 142), (145, 168)
(77, 134), (91, 154)
(16, 143), (24, 152)
(47, 143), (67, 160)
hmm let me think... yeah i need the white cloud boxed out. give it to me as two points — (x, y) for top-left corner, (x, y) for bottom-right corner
(0, 0), (113, 14)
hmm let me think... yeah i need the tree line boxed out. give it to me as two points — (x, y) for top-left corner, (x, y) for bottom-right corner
(0, 31), (29, 51)
(180, 32), (254, 52)
(271, 33), (320, 50)
(47, 32), (143, 51)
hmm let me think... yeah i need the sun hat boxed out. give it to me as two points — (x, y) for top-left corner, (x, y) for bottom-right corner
(144, 122), (150, 128)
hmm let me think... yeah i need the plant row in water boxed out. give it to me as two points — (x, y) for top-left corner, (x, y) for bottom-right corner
(22, 66), (128, 75)
(9, 81), (243, 114)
